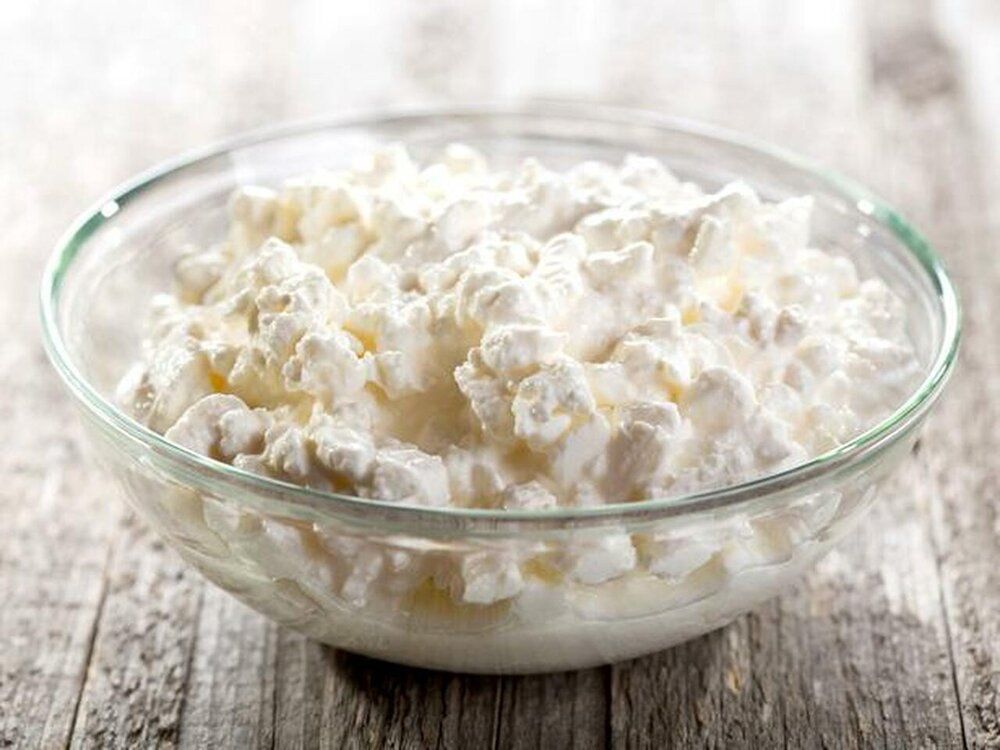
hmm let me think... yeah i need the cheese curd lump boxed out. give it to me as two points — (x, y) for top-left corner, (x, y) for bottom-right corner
(119, 144), (920, 616)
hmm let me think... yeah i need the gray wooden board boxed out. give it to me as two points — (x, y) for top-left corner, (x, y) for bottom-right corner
(0, 0), (996, 747)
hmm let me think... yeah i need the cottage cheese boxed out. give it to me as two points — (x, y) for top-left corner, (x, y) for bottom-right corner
(120, 144), (919, 616)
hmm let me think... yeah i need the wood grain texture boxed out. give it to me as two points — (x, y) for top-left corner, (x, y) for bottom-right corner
(0, 0), (996, 748)
(865, 1), (1000, 746)
(605, 2), (968, 747)
(69, 521), (202, 749)
(177, 587), (277, 748)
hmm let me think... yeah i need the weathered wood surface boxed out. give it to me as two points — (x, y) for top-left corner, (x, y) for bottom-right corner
(0, 0), (996, 747)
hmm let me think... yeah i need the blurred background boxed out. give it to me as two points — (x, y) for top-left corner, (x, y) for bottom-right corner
(3, 1), (998, 747)
(6, 1), (999, 311)
(7, 0), (999, 324)
(7, 1), (999, 190)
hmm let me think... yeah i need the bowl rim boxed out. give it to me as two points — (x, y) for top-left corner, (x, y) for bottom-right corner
(39, 102), (962, 530)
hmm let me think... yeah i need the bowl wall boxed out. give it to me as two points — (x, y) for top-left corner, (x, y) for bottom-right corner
(46, 108), (954, 672)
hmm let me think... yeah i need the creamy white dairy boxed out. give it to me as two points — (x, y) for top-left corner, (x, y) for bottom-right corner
(120, 144), (919, 617)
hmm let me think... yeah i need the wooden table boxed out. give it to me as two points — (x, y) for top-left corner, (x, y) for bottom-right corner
(2, 1), (998, 747)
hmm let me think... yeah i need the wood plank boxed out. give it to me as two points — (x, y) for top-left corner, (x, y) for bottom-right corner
(68, 520), (202, 748)
(937, 5), (1000, 744)
(0, 3), (137, 745)
(270, 3), (611, 747)
(176, 589), (277, 749)
(304, 651), (499, 749)
(495, 669), (608, 749)
(865, 1), (1000, 746)
(47, 0), (297, 745)
(271, 631), (326, 748)
(0, 431), (118, 749)
(602, 0), (967, 746)
(776, 468), (965, 748)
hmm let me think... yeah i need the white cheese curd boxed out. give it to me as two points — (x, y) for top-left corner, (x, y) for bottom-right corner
(120, 145), (919, 650)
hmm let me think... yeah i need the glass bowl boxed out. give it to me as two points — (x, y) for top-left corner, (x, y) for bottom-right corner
(41, 104), (960, 674)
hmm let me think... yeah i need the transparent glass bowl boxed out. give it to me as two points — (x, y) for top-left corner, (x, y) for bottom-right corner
(41, 104), (960, 673)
